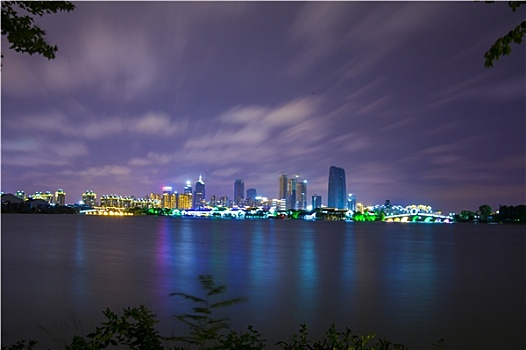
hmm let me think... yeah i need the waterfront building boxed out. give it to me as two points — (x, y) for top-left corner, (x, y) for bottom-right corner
(328, 166), (347, 209)
(356, 202), (365, 213)
(279, 174), (287, 200)
(149, 193), (162, 208)
(177, 193), (192, 209)
(184, 181), (192, 195)
(31, 191), (53, 203)
(193, 175), (205, 208)
(55, 189), (66, 205)
(246, 188), (257, 206)
(162, 186), (173, 209)
(348, 193), (356, 212)
(15, 191), (26, 201)
(83, 190), (97, 207)
(218, 196), (229, 207)
(234, 179), (244, 206)
(312, 195), (322, 209)
(287, 175), (298, 209)
(296, 180), (307, 210)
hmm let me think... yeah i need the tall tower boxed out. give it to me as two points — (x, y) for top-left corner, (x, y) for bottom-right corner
(328, 166), (347, 209)
(184, 180), (192, 195)
(279, 173), (287, 200)
(234, 179), (244, 206)
(296, 180), (307, 210)
(246, 188), (257, 206)
(55, 189), (66, 205)
(82, 190), (97, 207)
(287, 176), (297, 210)
(162, 186), (173, 209)
(193, 175), (205, 208)
(312, 195), (322, 209)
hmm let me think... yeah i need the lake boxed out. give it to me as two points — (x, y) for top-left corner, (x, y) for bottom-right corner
(1, 214), (525, 349)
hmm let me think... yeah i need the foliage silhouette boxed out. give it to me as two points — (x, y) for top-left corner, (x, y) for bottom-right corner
(1, 1), (75, 60)
(277, 323), (410, 350)
(2, 274), (446, 350)
(169, 274), (252, 349)
(483, 1), (526, 67)
(65, 305), (163, 350)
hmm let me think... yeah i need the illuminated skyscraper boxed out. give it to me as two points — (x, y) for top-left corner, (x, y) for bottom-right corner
(312, 195), (322, 209)
(328, 166), (347, 209)
(287, 174), (299, 209)
(55, 189), (66, 205)
(162, 186), (173, 209)
(279, 173), (287, 200)
(82, 190), (97, 207)
(234, 179), (244, 206)
(296, 180), (307, 210)
(184, 181), (192, 195)
(246, 188), (257, 206)
(193, 175), (205, 208)
(15, 191), (26, 200)
(348, 193), (357, 212)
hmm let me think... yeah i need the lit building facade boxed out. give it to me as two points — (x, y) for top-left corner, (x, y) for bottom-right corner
(328, 166), (347, 209)
(83, 190), (97, 207)
(287, 175), (298, 209)
(312, 195), (322, 209)
(193, 175), (205, 208)
(184, 181), (193, 195)
(296, 180), (307, 210)
(15, 191), (26, 200)
(234, 179), (244, 206)
(348, 193), (356, 212)
(279, 174), (287, 200)
(162, 186), (173, 209)
(246, 188), (257, 206)
(55, 189), (66, 205)
(31, 191), (53, 203)
(177, 193), (192, 209)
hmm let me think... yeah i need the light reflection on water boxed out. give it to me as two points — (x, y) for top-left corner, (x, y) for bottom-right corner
(1, 215), (524, 349)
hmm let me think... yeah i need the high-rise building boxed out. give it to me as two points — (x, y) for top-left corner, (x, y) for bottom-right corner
(184, 181), (192, 195)
(278, 174), (288, 199)
(328, 166), (347, 209)
(177, 193), (192, 209)
(32, 191), (53, 203)
(234, 179), (244, 206)
(246, 188), (257, 206)
(15, 191), (26, 200)
(193, 175), (205, 208)
(149, 193), (162, 208)
(279, 173), (287, 200)
(162, 186), (173, 209)
(287, 175), (298, 209)
(348, 193), (357, 212)
(312, 195), (322, 209)
(296, 180), (307, 210)
(55, 189), (66, 205)
(82, 190), (97, 207)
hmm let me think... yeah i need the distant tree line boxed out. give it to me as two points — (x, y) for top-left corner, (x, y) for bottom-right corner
(454, 204), (526, 223)
(1, 200), (78, 214)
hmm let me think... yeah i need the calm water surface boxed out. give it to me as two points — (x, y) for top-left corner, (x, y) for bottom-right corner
(2, 214), (525, 349)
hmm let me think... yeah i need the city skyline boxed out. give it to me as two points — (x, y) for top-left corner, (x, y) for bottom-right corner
(2, 2), (524, 213)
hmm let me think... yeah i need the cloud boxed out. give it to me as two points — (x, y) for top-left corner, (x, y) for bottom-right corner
(285, 2), (352, 75)
(430, 74), (526, 107)
(128, 152), (176, 167)
(62, 165), (131, 177)
(1, 137), (88, 167)
(4, 110), (185, 139)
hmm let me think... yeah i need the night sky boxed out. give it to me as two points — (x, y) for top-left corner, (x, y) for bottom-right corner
(1, 1), (525, 213)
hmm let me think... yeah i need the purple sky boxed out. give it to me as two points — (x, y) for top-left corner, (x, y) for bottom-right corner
(1, 1), (525, 213)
